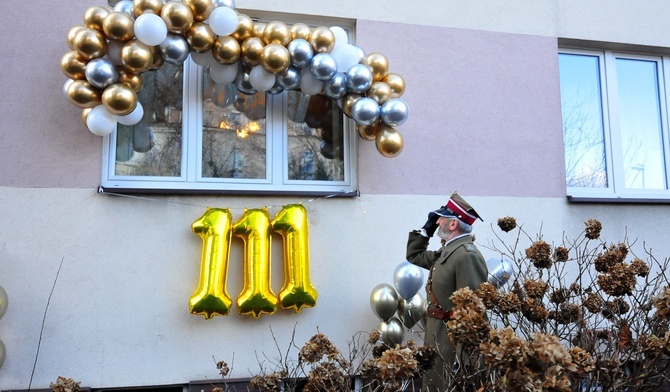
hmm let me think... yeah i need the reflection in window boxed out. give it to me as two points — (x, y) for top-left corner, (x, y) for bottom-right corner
(115, 63), (184, 177)
(202, 72), (267, 179)
(615, 58), (666, 190)
(558, 53), (607, 188)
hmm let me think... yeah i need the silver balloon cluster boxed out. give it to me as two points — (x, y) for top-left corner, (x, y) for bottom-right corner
(369, 262), (426, 347)
(486, 257), (514, 288)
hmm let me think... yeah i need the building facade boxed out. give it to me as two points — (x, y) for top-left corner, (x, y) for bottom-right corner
(1, 0), (670, 389)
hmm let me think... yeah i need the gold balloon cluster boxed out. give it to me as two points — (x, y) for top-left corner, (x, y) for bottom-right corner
(61, 0), (408, 157)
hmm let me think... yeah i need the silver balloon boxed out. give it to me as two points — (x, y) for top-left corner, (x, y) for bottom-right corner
(352, 97), (380, 126)
(85, 58), (119, 89)
(113, 0), (135, 16)
(398, 294), (426, 329)
(0, 285), (7, 320)
(213, 0), (236, 8)
(235, 67), (257, 95)
(159, 34), (190, 65)
(370, 283), (398, 322)
(380, 98), (410, 127)
(393, 261), (424, 301)
(345, 63), (373, 93)
(267, 80), (285, 95)
(310, 53), (337, 81)
(379, 317), (404, 347)
(324, 72), (348, 99)
(288, 38), (314, 69)
(277, 66), (301, 90)
(487, 257), (514, 288)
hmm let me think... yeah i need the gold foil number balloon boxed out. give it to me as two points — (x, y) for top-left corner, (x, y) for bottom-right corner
(271, 204), (318, 312)
(189, 208), (234, 319)
(232, 208), (279, 318)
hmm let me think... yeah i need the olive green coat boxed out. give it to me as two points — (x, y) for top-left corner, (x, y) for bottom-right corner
(406, 231), (488, 392)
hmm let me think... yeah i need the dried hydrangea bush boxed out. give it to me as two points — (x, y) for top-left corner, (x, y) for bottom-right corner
(438, 218), (670, 391)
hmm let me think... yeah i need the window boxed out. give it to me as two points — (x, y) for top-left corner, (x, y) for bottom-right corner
(102, 17), (357, 196)
(559, 48), (670, 202)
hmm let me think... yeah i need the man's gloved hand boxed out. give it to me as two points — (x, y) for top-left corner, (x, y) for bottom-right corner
(422, 211), (439, 237)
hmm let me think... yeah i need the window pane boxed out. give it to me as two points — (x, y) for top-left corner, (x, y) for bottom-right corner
(202, 71), (267, 179)
(615, 58), (666, 190)
(286, 92), (345, 181)
(558, 53), (607, 188)
(115, 63), (183, 177)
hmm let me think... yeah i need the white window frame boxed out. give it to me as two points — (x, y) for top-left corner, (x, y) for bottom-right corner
(560, 47), (670, 202)
(101, 13), (358, 196)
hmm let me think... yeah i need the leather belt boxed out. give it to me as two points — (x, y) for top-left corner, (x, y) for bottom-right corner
(427, 307), (453, 321)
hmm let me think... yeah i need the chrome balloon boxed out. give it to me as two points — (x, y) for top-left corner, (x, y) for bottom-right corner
(323, 72), (348, 99)
(309, 53), (337, 81)
(287, 38), (314, 69)
(380, 98), (410, 127)
(235, 67), (257, 95)
(85, 58), (119, 89)
(277, 66), (301, 90)
(379, 317), (404, 347)
(159, 34), (190, 65)
(345, 63), (373, 93)
(213, 0), (236, 8)
(352, 97), (380, 126)
(487, 257), (514, 288)
(370, 283), (398, 322)
(113, 0), (135, 16)
(398, 293), (426, 329)
(393, 261), (424, 301)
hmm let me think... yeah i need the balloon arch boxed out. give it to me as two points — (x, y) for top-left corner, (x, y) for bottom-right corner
(61, 0), (409, 157)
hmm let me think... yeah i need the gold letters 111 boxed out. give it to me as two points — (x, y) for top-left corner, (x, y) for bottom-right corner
(189, 204), (318, 319)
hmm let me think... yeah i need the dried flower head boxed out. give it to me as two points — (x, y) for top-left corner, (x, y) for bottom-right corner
(630, 258), (650, 277)
(583, 293), (604, 314)
(413, 345), (437, 371)
(475, 281), (498, 309)
(249, 371), (286, 392)
(304, 362), (347, 392)
(299, 333), (340, 363)
(594, 243), (628, 272)
(211, 388), (223, 392)
(448, 287), (491, 347)
(554, 246), (569, 262)
(569, 347), (595, 373)
(597, 263), (637, 297)
(50, 377), (81, 392)
(497, 216), (517, 232)
(525, 240), (553, 269)
(368, 329), (381, 345)
(521, 298), (549, 324)
(637, 334), (665, 359)
(556, 303), (581, 324)
(524, 279), (549, 299)
(377, 346), (419, 382)
(216, 360), (230, 377)
(549, 288), (571, 304)
(584, 219), (602, 240)
(529, 333), (576, 372)
(480, 327), (527, 368)
(652, 285), (670, 318)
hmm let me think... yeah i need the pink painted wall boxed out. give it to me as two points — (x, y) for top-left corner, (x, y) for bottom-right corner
(0, 4), (566, 198)
(356, 20), (566, 197)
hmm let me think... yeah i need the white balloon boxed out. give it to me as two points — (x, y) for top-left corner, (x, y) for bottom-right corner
(210, 62), (239, 84)
(330, 26), (349, 48)
(134, 13), (168, 46)
(106, 40), (125, 66)
(300, 67), (323, 95)
(208, 6), (238, 36)
(87, 105), (118, 136)
(191, 51), (217, 67)
(118, 102), (144, 125)
(331, 44), (360, 73)
(249, 65), (276, 92)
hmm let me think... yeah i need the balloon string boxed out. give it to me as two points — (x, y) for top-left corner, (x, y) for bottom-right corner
(97, 186), (359, 211)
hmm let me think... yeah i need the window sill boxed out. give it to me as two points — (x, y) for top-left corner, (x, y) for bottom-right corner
(568, 189), (670, 203)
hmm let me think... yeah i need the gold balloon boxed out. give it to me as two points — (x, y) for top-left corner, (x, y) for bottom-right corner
(161, 1), (194, 34)
(103, 11), (135, 42)
(260, 44), (290, 73)
(149, 45), (165, 70)
(212, 35), (241, 64)
(61, 51), (88, 80)
(240, 37), (264, 66)
(83, 5), (111, 32)
(356, 122), (379, 141)
(118, 70), (143, 92)
(183, 0), (213, 22)
(81, 108), (92, 125)
(367, 81), (392, 105)
(309, 26), (335, 53)
(231, 14), (254, 42)
(186, 22), (216, 52)
(121, 40), (153, 73)
(375, 124), (404, 157)
(341, 93), (362, 118)
(73, 28), (107, 60)
(263, 21), (290, 46)
(364, 52), (389, 82)
(253, 23), (266, 39)
(290, 23), (311, 41)
(189, 208), (234, 318)
(383, 73), (406, 98)
(271, 204), (318, 312)
(102, 83), (138, 116)
(66, 80), (101, 108)
(66, 25), (87, 51)
(233, 208), (279, 318)
(133, 0), (165, 16)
